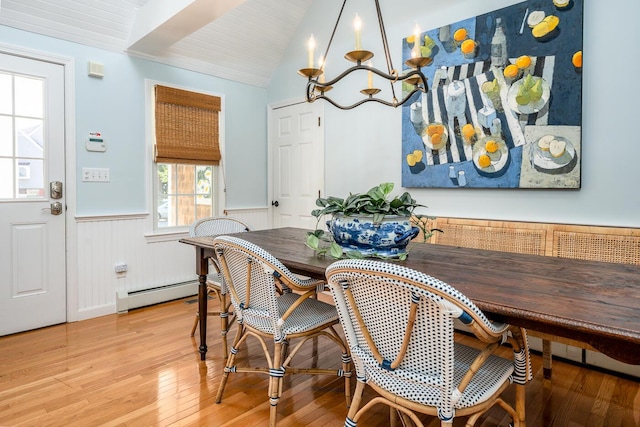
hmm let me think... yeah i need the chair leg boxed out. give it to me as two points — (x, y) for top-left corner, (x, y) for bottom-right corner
(269, 340), (285, 427)
(215, 324), (244, 404)
(190, 312), (199, 337)
(515, 383), (526, 427)
(219, 293), (229, 357)
(542, 339), (552, 379)
(345, 380), (366, 424)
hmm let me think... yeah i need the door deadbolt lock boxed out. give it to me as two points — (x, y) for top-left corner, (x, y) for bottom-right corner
(42, 201), (63, 216)
(50, 181), (63, 199)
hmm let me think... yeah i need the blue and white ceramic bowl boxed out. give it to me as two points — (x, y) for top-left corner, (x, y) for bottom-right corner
(327, 214), (419, 258)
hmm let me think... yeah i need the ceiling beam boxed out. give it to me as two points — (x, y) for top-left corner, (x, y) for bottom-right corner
(127, 0), (248, 55)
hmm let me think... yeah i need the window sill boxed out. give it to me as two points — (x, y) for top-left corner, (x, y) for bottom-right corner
(144, 228), (189, 243)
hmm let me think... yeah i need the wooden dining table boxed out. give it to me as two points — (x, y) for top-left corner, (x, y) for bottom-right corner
(180, 227), (640, 366)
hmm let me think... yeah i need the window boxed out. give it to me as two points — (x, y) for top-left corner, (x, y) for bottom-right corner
(0, 72), (46, 200)
(152, 84), (222, 230)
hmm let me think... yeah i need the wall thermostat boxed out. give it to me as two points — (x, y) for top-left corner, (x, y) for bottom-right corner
(86, 131), (106, 152)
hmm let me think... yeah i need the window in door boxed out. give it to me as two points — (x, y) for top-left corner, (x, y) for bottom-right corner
(0, 72), (45, 200)
(152, 84), (222, 230)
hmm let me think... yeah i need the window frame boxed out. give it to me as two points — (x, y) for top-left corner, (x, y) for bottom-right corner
(144, 79), (226, 238)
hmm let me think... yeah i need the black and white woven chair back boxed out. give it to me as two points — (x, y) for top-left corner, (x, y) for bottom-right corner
(212, 235), (324, 340)
(326, 258), (530, 423)
(189, 216), (252, 237)
(189, 216), (253, 286)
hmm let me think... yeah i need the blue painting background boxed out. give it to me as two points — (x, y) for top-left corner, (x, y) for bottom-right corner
(401, 0), (583, 188)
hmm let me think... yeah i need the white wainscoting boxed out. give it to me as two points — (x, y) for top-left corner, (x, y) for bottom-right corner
(74, 208), (269, 320)
(224, 207), (270, 230)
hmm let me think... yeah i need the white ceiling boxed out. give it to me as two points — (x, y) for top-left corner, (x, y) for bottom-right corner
(0, 0), (313, 87)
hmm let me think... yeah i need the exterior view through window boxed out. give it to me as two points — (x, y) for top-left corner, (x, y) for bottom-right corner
(156, 164), (214, 228)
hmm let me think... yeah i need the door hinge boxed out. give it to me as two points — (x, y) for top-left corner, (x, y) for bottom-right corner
(318, 117), (321, 127)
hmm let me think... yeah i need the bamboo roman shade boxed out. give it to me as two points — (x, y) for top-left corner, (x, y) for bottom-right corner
(154, 85), (221, 165)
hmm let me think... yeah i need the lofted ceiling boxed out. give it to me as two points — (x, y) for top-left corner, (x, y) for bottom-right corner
(0, 0), (313, 87)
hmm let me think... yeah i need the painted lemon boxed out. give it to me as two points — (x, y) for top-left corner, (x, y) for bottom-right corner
(527, 10), (545, 28)
(549, 139), (566, 158)
(412, 149), (423, 163)
(407, 149), (423, 166)
(533, 15), (560, 38)
(538, 135), (554, 151)
(481, 78), (499, 94)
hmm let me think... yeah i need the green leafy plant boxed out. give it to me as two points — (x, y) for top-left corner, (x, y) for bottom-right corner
(305, 182), (441, 259)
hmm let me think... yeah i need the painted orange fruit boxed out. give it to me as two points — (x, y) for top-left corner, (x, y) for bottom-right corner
(453, 28), (467, 42)
(516, 55), (531, 69)
(478, 154), (492, 168)
(572, 51), (582, 68)
(485, 140), (499, 153)
(504, 64), (519, 79)
(462, 124), (476, 142)
(461, 39), (476, 55)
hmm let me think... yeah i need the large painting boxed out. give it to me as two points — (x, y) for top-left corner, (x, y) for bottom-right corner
(401, 0), (582, 189)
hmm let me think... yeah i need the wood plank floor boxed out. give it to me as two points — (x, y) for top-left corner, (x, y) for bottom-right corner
(0, 297), (638, 426)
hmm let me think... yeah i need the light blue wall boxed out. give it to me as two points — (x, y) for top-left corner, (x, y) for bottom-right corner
(268, 0), (640, 228)
(1, 26), (268, 215)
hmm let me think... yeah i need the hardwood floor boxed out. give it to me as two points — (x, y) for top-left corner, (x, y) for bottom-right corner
(0, 297), (638, 426)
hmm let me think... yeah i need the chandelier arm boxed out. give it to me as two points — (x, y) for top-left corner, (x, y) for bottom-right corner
(321, 0), (348, 70)
(305, 80), (317, 103)
(374, 0), (399, 104)
(308, 68), (427, 110)
(374, 0), (394, 73)
(313, 86), (423, 110)
(314, 65), (425, 89)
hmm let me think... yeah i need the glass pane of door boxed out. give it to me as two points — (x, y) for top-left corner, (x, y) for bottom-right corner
(0, 73), (45, 200)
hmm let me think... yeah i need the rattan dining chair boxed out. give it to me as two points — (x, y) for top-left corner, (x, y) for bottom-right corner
(325, 259), (532, 427)
(212, 235), (352, 427)
(188, 216), (252, 356)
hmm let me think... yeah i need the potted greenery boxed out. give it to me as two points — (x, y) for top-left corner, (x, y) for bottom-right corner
(306, 182), (439, 259)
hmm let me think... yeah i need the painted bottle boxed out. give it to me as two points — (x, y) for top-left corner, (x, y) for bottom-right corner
(491, 18), (508, 68)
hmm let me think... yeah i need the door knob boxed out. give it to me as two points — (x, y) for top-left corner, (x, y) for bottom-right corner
(271, 201), (279, 207)
(42, 202), (63, 215)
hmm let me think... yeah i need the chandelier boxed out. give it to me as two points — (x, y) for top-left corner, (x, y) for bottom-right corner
(298, 0), (432, 110)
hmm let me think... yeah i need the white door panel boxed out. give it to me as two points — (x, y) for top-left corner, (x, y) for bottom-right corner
(271, 102), (323, 230)
(0, 52), (66, 335)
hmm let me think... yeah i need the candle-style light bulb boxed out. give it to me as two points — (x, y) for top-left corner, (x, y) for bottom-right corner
(354, 13), (362, 50)
(412, 22), (421, 58)
(367, 60), (373, 89)
(307, 34), (316, 68)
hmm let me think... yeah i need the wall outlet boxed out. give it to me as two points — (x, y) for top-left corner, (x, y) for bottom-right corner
(114, 264), (128, 273)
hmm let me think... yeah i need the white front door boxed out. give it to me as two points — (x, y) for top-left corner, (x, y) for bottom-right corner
(0, 52), (67, 335)
(270, 101), (324, 230)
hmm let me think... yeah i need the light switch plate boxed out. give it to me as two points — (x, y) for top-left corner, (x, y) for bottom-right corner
(82, 167), (110, 182)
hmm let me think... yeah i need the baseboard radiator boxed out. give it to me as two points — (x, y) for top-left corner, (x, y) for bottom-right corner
(116, 281), (198, 313)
